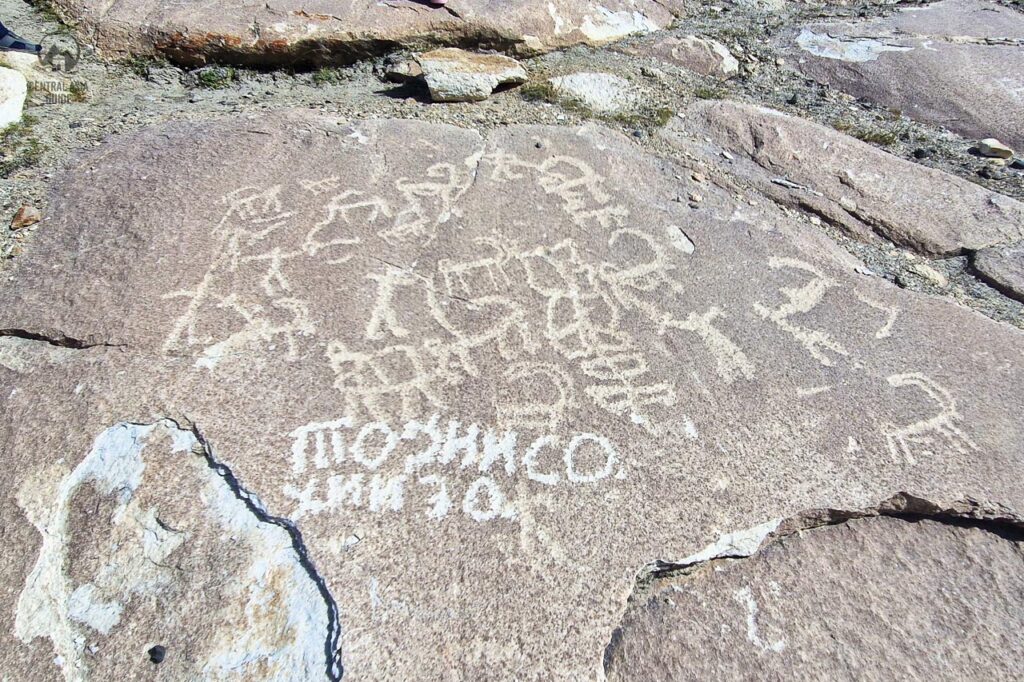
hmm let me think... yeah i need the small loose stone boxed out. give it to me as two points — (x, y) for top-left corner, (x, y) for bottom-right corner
(977, 138), (1014, 159)
(10, 205), (41, 230)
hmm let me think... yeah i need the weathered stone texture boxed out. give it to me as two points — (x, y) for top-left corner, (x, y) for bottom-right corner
(783, 0), (1024, 149)
(606, 516), (1024, 680)
(973, 244), (1024, 302)
(2, 114), (1024, 679)
(53, 0), (683, 66)
(665, 100), (1024, 257)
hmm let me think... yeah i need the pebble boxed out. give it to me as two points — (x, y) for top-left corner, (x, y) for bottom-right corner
(908, 261), (949, 288)
(10, 205), (41, 230)
(977, 138), (1014, 159)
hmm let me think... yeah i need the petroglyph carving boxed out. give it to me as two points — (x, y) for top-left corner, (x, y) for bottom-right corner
(283, 414), (623, 524)
(303, 190), (373, 262)
(498, 362), (576, 432)
(518, 238), (679, 428)
(660, 308), (755, 383)
(325, 341), (449, 424)
(856, 292), (899, 340)
(379, 160), (479, 245)
(883, 373), (977, 465)
(163, 149), (480, 366)
(484, 150), (628, 229)
(601, 229), (754, 383)
(754, 257), (848, 367)
(162, 186), (323, 368)
(299, 176), (341, 195)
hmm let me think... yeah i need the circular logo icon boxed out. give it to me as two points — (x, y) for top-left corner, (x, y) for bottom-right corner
(40, 32), (81, 72)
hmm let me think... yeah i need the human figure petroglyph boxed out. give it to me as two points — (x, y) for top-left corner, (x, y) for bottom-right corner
(883, 373), (977, 465)
(364, 267), (421, 341)
(753, 257), (849, 367)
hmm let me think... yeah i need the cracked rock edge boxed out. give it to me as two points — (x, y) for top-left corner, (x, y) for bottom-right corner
(603, 491), (1024, 673)
(13, 419), (343, 680)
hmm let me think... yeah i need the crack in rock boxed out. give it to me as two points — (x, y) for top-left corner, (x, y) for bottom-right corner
(605, 491), (1024, 674)
(14, 419), (342, 680)
(0, 328), (124, 350)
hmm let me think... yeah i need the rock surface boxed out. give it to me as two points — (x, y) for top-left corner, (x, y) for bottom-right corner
(973, 244), (1024, 302)
(12, 420), (340, 680)
(0, 66), (27, 130)
(417, 48), (526, 102)
(665, 100), (1024, 257)
(625, 35), (739, 78)
(605, 515), (1024, 679)
(49, 0), (683, 66)
(549, 72), (634, 112)
(2, 113), (1024, 679)
(782, 0), (1024, 150)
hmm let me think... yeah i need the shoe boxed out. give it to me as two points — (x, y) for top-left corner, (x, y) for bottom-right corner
(0, 21), (42, 55)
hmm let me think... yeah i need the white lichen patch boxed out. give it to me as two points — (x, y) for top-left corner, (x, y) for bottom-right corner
(678, 518), (782, 565)
(580, 7), (660, 43)
(796, 28), (913, 63)
(14, 420), (336, 681)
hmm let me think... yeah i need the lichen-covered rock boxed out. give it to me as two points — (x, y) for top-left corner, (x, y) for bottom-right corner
(628, 35), (739, 78)
(549, 72), (634, 112)
(782, 0), (1024, 150)
(13, 420), (340, 680)
(972, 243), (1024, 302)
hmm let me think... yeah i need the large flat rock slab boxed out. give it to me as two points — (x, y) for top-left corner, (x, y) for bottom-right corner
(605, 515), (1024, 679)
(781, 0), (1024, 149)
(55, 0), (682, 66)
(2, 114), (1024, 679)
(664, 100), (1024, 257)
